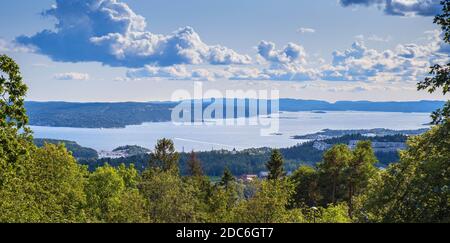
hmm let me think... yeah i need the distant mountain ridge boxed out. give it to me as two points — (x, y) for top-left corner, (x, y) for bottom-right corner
(279, 99), (445, 112)
(25, 99), (445, 128)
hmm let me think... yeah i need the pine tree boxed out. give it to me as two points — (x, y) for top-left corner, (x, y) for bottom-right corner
(149, 138), (180, 174)
(266, 150), (285, 180)
(321, 144), (352, 204)
(346, 141), (377, 218)
(220, 168), (235, 188)
(187, 151), (204, 177)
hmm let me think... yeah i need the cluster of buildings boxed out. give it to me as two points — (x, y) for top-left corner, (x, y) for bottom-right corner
(313, 140), (407, 153)
(239, 171), (293, 183)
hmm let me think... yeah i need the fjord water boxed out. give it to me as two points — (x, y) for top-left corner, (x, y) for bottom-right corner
(31, 111), (431, 152)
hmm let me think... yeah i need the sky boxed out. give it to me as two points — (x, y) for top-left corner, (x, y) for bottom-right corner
(0, 0), (448, 102)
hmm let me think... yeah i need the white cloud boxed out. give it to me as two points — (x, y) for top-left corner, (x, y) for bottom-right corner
(126, 65), (225, 81)
(297, 27), (316, 34)
(321, 30), (449, 83)
(0, 38), (34, 53)
(339, 0), (442, 17)
(17, 0), (251, 68)
(356, 34), (392, 42)
(54, 72), (90, 81)
(252, 41), (318, 81)
(257, 41), (307, 64)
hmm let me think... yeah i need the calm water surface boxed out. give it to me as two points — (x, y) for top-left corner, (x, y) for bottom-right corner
(31, 111), (431, 152)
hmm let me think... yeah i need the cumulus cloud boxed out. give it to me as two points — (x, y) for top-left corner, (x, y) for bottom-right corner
(321, 30), (449, 82)
(0, 38), (34, 53)
(127, 63), (320, 82)
(250, 41), (319, 81)
(128, 40), (320, 82)
(54, 72), (90, 80)
(16, 0), (251, 68)
(339, 0), (442, 16)
(126, 65), (225, 81)
(356, 34), (392, 42)
(297, 27), (316, 34)
(257, 41), (307, 64)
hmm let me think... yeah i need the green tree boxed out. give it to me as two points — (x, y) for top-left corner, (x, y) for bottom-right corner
(0, 55), (29, 132)
(0, 56), (33, 222)
(363, 124), (450, 223)
(266, 149), (286, 180)
(107, 189), (149, 223)
(0, 143), (89, 223)
(187, 151), (204, 177)
(233, 180), (304, 223)
(117, 163), (140, 189)
(149, 138), (180, 173)
(418, 0), (450, 125)
(320, 144), (353, 204)
(206, 180), (244, 223)
(346, 141), (378, 218)
(220, 167), (235, 188)
(140, 169), (201, 223)
(313, 204), (352, 223)
(85, 164), (148, 223)
(85, 164), (125, 222)
(290, 165), (321, 207)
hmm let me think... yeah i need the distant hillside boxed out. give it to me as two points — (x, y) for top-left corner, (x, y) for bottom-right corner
(26, 101), (174, 128)
(34, 138), (98, 160)
(292, 128), (429, 140)
(25, 99), (445, 128)
(279, 99), (445, 113)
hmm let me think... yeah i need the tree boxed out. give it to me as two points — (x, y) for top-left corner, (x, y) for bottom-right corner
(233, 180), (304, 223)
(107, 189), (149, 223)
(140, 169), (202, 223)
(418, 0), (450, 125)
(116, 163), (140, 189)
(320, 144), (353, 204)
(187, 151), (204, 177)
(358, 1), (450, 223)
(346, 141), (378, 218)
(0, 143), (88, 223)
(220, 167), (235, 188)
(362, 124), (450, 223)
(266, 149), (286, 180)
(85, 164), (149, 223)
(311, 204), (352, 223)
(0, 56), (33, 221)
(290, 165), (321, 207)
(85, 164), (125, 222)
(0, 55), (29, 131)
(149, 138), (180, 173)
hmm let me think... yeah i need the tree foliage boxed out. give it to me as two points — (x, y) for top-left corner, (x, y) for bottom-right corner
(418, 0), (450, 124)
(266, 149), (286, 180)
(148, 138), (180, 173)
(0, 55), (29, 131)
(186, 151), (204, 177)
(361, 124), (450, 223)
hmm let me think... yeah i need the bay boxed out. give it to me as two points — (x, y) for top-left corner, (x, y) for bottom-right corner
(30, 111), (431, 152)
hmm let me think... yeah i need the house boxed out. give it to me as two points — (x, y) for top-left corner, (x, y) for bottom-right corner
(348, 140), (407, 152)
(240, 174), (258, 182)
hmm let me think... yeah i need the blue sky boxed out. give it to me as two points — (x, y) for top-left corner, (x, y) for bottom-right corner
(0, 0), (448, 102)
